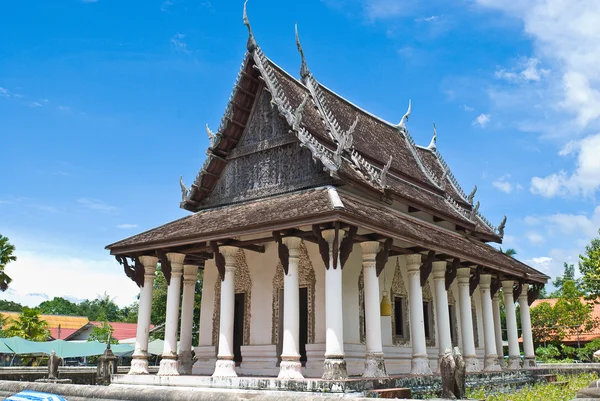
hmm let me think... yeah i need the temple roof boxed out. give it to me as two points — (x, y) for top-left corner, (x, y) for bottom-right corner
(107, 187), (548, 283)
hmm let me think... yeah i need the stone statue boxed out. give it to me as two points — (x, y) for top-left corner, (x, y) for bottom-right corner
(440, 348), (456, 399)
(453, 347), (466, 400)
(48, 350), (60, 380)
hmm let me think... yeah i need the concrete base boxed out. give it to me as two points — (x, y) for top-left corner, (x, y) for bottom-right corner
(212, 359), (237, 378)
(464, 355), (480, 373)
(128, 356), (149, 375)
(523, 356), (536, 369)
(410, 355), (432, 375)
(498, 357), (506, 369)
(508, 356), (522, 370)
(363, 353), (387, 378)
(178, 351), (193, 375)
(278, 358), (304, 379)
(483, 355), (503, 372)
(34, 378), (72, 384)
(157, 358), (180, 376)
(322, 358), (348, 380)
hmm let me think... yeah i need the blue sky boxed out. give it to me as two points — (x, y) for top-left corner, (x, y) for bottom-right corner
(1, 0), (599, 306)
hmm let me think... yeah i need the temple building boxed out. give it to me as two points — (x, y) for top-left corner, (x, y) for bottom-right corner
(106, 4), (548, 383)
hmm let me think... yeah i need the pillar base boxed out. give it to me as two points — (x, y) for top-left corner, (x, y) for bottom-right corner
(464, 355), (479, 372)
(128, 354), (149, 375)
(157, 357), (180, 376)
(212, 358), (237, 378)
(363, 352), (388, 378)
(507, 355), (521, 370)
(483, 355), (502, 372)
(523, 356), (536, 369)
(278, 357), (304, 379)
(322, 357), (348, 380)
(178, 350), (193, 375)
(411, 355), (432, 375)
(498, 357), (506, 369)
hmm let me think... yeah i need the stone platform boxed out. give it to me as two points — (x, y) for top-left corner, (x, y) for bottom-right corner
(112, 369), (535, 397)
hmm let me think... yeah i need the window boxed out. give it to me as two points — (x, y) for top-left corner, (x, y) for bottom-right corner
(394, 297), (406, 337)
(423, 301), (432, 340)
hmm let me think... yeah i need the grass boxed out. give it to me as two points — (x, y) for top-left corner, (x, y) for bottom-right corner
(466, 373), (598, 401)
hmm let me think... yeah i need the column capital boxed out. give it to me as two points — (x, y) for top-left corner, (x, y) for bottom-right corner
(432, 261), (447, 279)
(282, 236), (302, 251)
(360, 241), (380, 256)
(501, 280), (515, 292)
(479, 273), (492, 289)
(166, 252), (186, 265)
(183, 264), (199, 283)
(518, 283), (530, 301)
(406, 254), (422, 271)
(139, 256), (159, 272)
(322, 228), (346, 245)
(457, 267), (471, 283)
(219, 245), (239, 258)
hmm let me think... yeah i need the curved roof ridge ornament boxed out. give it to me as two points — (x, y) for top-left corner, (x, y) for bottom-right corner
(243, 0), (257, 52)
(427, 122), (437, 150)
(295, 24), (310, 83)
(467, 185), (477, 205)
(380, 155), (393, 189)
(396, 99), (411, 131)
(469, 201), (480, 221)
(498, 215), (507, 238)
(179, 176), (189, 202)
(206, 123), (216, 148)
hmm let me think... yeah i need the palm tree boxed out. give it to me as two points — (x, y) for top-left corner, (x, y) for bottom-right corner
(0, 234), (17, 291)
(499, 247), (517, 257)
(5, 307), (50, 341)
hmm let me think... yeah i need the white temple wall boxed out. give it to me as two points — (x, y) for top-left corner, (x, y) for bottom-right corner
(245, 244), (277, 345)
(198, 259), (217, 347)
(303, 241), (326, 344)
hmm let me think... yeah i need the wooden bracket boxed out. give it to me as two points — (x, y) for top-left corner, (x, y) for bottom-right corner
(116, 256), (140, 287)
(469, 266), (483, 296)
(339, 226), (358, 269)
(528, 283), (543, 306)
(273, 231), (290, 275)
(491, 274), (501, 297)
(210, 241), (226, 282)
(312, 225), (330, 269)
(420, 251), (436, 287)
(132, 257), (145, 288)
(156, 250), (172, 285)
(513, 280), (524, 301)
(445, 258), (459, 291)
(332, 222), (340, 270)
(376, 238), (393, 277)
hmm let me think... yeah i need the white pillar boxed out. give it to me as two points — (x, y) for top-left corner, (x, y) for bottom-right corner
(321, 229), (347, 380)
(432, 261), (452, 366)
(479, 274), (501, 371)
(361, 241), (387, 378)
(212, 246), (239, 377)
(502, 280), (521, 370)
(406, 254), (432, 375)
(157, 253), (185, 376)
(518, 284), (536, 368)
(457, 267), (479, 372)
(278, 237), (304, 379)
(178, 264), (198, 375)
(128, 256), (158, 375)
(492, 293), (504, 368)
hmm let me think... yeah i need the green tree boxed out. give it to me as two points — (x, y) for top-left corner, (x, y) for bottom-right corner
(579, 230), (600, 298)
(88, 321), (118, 344)
(38, 297), (81, 316)
(500, 247), (517, 257)
(0, 234), (17, 291)
(0, 300), (23, 312)
(4, 307), (50, 341)
(549, 263), (582, 298)
(79, 292), (122, 322)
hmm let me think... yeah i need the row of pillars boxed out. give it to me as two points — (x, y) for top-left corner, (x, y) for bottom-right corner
(126, 232), (536, 378)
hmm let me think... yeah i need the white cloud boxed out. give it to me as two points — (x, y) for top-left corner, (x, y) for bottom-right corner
(526, 231), (545, 244)
(117, 224), (138, 229)
(528, 256), (553, 272)
(472, 113), (491, 128)
(161, 0), (173, 11)
(495, 58), (550, 83)
(364, 0), (410, 20)
(492, 174), (514, 193)
(462, 104), (474, 112)
(415, 15), (439, 22)
(77, 198), (118, 214)
(0, 87), (9, 98)
(170, 33), (190, 54)
(28, 101), (43, 108)
(530, 132), (600, 197)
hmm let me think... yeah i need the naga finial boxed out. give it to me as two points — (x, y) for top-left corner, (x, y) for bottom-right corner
(396, 99), (411, 131)
(293, 94), (309, 129)
(206, 124), (216, 148)
(428, 122), (437, 150)
(470, 201), (480, 220)
(295, 24), (310, 82)
(243, 0), (257, 52)
(498, 215), (507, 238)
(467, 185), (477, 205)
(380, 155), (393, 188)
(179, 176), (189, 202)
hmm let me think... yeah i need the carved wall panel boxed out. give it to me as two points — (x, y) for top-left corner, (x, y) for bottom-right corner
(471, 299), (479, 349)
(211, 249), (252, 346)
(270, 241), (316, 345)
(423, 280), (436, 348)
(202, 88), (333, 208)
(391, 258), (410, 346)
(448, 288), (459, 347)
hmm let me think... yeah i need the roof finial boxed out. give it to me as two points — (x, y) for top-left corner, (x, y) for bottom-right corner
(206, 123), (216, 148)
(428, 122), (437, 150)
(468, 185), (477, 205)
(295, 24), (310, 82)
(498, 215), (507, 238)
(243, 0), (257, 52)
(396, 99), (411, 131)
(179, 176), (189, 202)
(470, 200), (480, 220)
